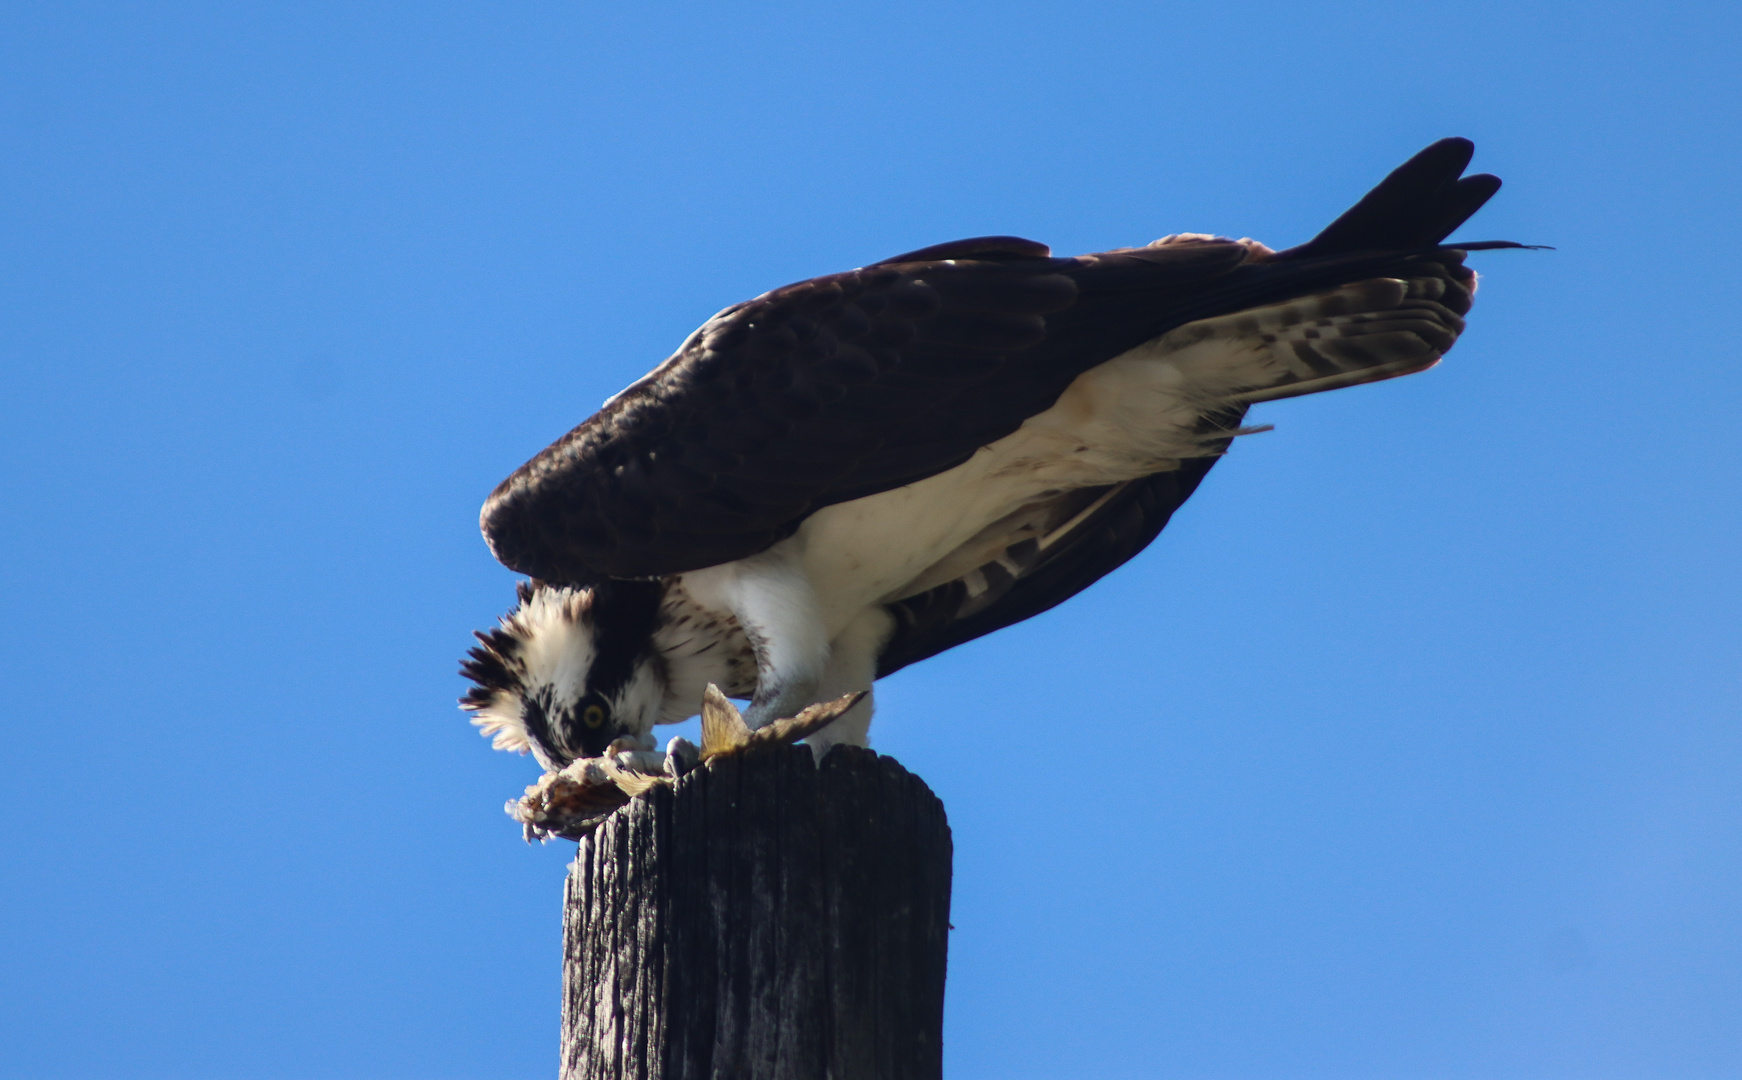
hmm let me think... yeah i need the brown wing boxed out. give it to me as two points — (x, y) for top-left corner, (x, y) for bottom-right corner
(482, 139), (1512, 584)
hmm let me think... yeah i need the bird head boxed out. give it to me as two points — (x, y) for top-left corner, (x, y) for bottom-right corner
(459, 580), (668, 770)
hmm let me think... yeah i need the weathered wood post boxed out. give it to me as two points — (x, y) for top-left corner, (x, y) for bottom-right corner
(560, 744), (953, 1080)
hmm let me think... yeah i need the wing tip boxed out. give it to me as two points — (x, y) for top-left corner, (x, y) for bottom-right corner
(1284, 138), (1509, 257)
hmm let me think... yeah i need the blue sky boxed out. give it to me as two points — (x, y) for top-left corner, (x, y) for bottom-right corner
(2, 3), (1738, 1077)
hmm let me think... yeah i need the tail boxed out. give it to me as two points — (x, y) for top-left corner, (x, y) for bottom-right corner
(1182, 137), (1537, 404)
(1278, 138), (1521, 258)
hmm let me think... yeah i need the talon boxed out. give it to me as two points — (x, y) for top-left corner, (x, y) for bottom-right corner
(665, 737), (700, 778)
(612, 748), (668, 773)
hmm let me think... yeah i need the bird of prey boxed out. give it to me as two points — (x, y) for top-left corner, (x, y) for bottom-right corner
(462, 137), (1521, 772)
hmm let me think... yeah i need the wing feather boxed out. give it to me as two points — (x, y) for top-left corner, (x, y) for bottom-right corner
(482, 140), (1513, 584)
(876, 455), (1225, 677)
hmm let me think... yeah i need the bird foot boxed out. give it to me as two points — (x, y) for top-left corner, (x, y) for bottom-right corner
(505, 688), (862, 841)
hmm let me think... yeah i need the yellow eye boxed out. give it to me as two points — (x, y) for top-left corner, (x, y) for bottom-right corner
(582, 703), (607, 728)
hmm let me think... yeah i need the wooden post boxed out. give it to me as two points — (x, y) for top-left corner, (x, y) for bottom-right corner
(560, 744), (953, 1080)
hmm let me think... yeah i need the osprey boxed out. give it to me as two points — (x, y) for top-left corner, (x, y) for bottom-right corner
(462, 138), (1521, 771)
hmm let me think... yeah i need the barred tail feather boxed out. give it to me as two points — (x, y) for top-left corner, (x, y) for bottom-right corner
(1154, 257), (1475, 409)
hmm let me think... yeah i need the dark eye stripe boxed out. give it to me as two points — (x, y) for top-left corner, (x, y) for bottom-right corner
(583, 580), (664, 699)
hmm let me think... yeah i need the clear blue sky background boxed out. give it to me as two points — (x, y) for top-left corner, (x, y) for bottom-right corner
(3, 3), (1738, 1078)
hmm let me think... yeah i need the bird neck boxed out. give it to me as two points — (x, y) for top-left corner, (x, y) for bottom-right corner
(584, 578), (667, 696)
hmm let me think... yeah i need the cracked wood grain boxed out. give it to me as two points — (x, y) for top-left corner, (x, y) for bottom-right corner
(561, 745), (952, 1080)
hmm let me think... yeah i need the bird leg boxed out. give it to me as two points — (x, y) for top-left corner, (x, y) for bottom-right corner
(799, 607), (892, 756)
(682, 544), (830, 730)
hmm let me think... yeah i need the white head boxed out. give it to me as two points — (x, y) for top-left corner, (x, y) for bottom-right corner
(460, 581), (669, 769)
